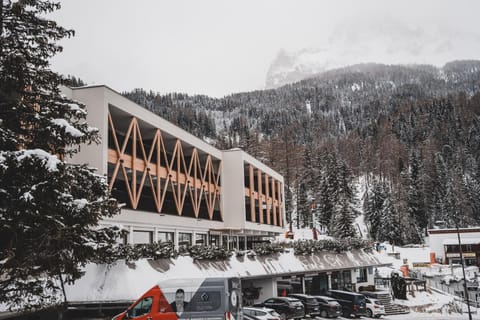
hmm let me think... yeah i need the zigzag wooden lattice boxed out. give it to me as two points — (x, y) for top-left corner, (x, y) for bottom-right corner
(107, 113), (222, 220)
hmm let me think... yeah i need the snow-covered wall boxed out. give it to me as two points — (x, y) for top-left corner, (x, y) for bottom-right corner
(65, 249), (386, 302)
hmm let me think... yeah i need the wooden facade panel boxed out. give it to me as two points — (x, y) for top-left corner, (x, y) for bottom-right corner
(243, 164), (284, 227)
(107, 113), (222, 220)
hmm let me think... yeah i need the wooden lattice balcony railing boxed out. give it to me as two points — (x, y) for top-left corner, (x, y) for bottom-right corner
(107, 112), (221, 220)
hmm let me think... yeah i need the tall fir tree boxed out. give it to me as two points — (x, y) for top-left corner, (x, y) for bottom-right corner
(296, 182), (310, 228)
(0, 0), (119, 311)
(330, 159), (358, 238)
(407, 149), (427, 233)
(363, 178), (386, 240)
(332, 197), (357, 239)
(316, 153), (337, 232)
(378, 187), (402, 245)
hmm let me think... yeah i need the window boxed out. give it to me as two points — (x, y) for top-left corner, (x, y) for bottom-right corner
(229, 236), (238, 250)
(195, 233), (207, 245)
(209, 234), (220, 246)
(158, 231), (174, 243)
(356, 268), (368, 283)
(133, 231), (153, 244)
(179, 233), (192, 251)
(222, 235), (228, 249)
(128, 296), (153, 318)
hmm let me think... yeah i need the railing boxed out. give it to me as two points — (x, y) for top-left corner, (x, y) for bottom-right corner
(416, 273), (480, 309)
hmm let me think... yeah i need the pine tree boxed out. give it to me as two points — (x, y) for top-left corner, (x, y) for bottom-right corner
(0, 1), (119, 311)
(330, 159), (358, 238)
(378, 187), (402, 245)
(297, 182), (310, 228)
(407, 149), (427, 232)
(332, 198), (357, 239)
(363, 178), (386, 240)
(317, 153), (337, 232)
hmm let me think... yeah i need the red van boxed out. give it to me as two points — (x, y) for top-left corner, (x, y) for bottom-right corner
(112, 277), (242, 320)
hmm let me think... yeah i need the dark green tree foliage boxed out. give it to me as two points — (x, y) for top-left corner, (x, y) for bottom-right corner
(331, 160), (358, 238)
(406, 149), (427, 235)
(126, 62), (480, 237)
(363, 178), (387, 239)
(0, 1), (119, 311)
(296, 182), (310, 228)
(317, 153), (337, 231)
(378, 187), (402, 245)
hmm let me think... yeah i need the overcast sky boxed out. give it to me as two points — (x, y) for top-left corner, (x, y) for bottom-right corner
(50, 0), (480, 97)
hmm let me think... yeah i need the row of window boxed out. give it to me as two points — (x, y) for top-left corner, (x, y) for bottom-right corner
(120, 230), (271, 251)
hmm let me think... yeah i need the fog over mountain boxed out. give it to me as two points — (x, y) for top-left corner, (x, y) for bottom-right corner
(266, 18), (480, 89)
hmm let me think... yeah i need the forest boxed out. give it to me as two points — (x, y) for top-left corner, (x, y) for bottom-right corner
(123, 61), (480, 244)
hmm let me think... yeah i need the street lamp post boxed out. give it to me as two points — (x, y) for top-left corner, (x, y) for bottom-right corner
(455, 222), (473, 320)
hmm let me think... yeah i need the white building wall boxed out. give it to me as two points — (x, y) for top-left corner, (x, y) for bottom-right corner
(428, 230), (480, 262)
(221, 149), (247, 230)
(64, 86), (109, 175)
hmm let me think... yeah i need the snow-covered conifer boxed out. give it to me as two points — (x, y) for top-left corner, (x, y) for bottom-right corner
(0, 0), (119, 311)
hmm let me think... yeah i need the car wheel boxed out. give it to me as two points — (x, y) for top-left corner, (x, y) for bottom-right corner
(320, 310), (328, 318)
(366, 309), (373, 318)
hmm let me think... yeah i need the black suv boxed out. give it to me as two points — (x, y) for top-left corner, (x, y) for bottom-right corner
(313, 296), (342, 318)
(254, 297), (305, 319)
(287, 294), (320, 317)
(326, 290), (367, 318)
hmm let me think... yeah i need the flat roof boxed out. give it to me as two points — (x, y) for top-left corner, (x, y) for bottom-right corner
(428, 227), (480, 234)
(443, 238), (480, 245)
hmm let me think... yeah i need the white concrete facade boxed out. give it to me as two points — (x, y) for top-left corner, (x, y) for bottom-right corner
(427, 228), (480, 266)
(62, 85), (285, 249)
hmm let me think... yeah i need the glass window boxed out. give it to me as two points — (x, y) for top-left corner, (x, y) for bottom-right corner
(229, 236), (238, 250)
(356, 268), (368, 283)
(222, 235), (228, 249)
(133, 231), (152, 244)
(158, 231), (174, 243)
(195, 233), (207, 245)
(129, 296), (153, 317)
(209, 234), (220, 246)
(238, 236), (246, 250)
(179, 232), (192, 251)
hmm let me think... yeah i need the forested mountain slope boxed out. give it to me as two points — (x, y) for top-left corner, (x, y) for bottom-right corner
(123, 60), (480, 243)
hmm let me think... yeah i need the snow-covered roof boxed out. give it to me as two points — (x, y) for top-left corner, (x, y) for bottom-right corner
(65, 249), (388, 302)
(442, 238), (480, 245)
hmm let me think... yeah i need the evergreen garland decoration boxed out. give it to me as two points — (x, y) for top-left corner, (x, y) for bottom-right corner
(251, 243), (285, 256)
(187, 245), (232, 260)
(293, 238), (372, 255)
(97, 239), (374, 263)
(119, 242), (178, 262)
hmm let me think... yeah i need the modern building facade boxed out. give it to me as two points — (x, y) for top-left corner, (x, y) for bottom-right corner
(428, 227), (480, 267)
(62, 85), (285, 250)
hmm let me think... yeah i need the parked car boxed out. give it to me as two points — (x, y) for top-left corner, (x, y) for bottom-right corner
(365, 298), (385, 318)
(243, 314), (261, 320)
(254, 297), (305, 320)
(287, 294), (320, 317)
(313, 296), (342, 318)
(326, 290), (367, 318)
(243, 307), (281, 320)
